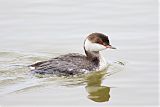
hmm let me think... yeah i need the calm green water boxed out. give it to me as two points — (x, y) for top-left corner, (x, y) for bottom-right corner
(0, 0), (158, 107)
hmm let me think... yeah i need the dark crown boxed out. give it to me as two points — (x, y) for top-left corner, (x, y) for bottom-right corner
(87, 33), (110, 46)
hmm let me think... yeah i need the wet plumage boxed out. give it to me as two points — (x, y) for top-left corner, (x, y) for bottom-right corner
(30, 53), (99, 75)
(29, 33), (115, 75)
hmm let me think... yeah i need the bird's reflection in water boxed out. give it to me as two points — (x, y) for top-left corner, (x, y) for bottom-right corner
(33, 62), (126, 103)
(43, 70), (111, 102)
(84, 71), (110, 102)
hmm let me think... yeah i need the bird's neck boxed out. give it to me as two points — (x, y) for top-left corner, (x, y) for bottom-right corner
(85, 50), (100, 65)
(83, 39), (107, 70)
(84, 50), (107, 71)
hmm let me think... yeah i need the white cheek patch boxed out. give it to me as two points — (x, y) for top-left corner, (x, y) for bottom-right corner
(85, 39), (106, 51)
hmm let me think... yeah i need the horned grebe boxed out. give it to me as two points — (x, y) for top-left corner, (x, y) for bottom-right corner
(29, 33), (116, 75)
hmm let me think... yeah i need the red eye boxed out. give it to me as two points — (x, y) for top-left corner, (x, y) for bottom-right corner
(97, 39), (103, 45)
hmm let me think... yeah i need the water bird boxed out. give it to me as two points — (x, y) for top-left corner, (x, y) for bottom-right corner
(29, 33), (116, 75)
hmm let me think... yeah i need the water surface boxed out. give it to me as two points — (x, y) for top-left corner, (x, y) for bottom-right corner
(0, 0), (158, 106)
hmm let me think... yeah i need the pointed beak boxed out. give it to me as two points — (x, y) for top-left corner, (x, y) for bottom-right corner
(106, 45), (116, 49)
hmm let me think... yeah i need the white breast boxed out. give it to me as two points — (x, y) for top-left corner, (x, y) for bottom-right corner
(98, 53), (107, 71)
